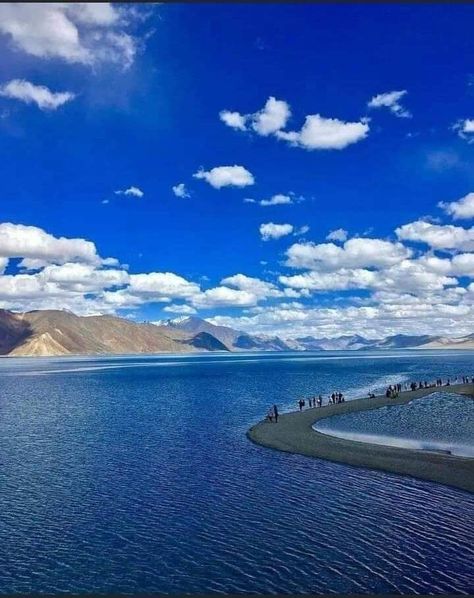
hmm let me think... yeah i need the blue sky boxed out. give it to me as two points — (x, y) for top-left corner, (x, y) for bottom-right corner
(1, 3), (474, 339)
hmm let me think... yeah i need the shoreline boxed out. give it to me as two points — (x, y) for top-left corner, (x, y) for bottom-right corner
(247, 383), (474, 493)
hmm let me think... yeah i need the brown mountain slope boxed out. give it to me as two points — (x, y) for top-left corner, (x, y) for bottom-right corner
(0, 309), (224, 357)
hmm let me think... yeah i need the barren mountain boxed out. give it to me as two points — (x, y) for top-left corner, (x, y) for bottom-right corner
(0, 310), (229, 357)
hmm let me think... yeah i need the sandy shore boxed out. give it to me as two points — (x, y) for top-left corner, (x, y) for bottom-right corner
(247, 383), (474, 493)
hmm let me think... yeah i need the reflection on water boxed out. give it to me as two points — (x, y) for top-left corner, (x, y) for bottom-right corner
(0, 352), (473, 594)
(315, 392), (474, 457)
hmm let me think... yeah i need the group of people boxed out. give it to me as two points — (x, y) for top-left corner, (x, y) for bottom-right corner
(385, 383), (402, 398)
(383, 376), (473, 398)
(297, 392), (345, 411)
(265, 374), (473, 423)
(297, 396), (322, 410)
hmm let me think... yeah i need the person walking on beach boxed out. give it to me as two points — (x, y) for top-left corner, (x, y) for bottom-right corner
(273, 404), (279, 423)
(298, 399), (304, 411)
(317, 395), (322, 408)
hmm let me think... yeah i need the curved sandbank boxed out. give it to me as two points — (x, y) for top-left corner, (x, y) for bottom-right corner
(247, 383), (474, 493)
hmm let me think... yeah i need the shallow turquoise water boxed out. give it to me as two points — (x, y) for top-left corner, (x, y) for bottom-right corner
(315, 391), (474, 457)
(0, 350), (473, 594)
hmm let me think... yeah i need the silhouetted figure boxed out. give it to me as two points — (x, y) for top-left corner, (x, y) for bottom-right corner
(273, 404), (279, 423)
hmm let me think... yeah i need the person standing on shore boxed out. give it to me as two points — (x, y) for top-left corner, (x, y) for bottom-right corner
(273, 404), (279, 423)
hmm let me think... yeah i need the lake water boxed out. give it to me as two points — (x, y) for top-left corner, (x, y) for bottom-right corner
(0, 350), (473, 594)
(315, 391), (474, 457)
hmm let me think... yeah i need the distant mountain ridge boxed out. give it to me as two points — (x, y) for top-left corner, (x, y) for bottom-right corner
(155, 316), (292, 352)
(0, 310), (471, 357)
(159, 316), (474, 352)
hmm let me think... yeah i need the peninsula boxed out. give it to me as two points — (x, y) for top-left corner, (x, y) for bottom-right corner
(247, 383), (474, 493)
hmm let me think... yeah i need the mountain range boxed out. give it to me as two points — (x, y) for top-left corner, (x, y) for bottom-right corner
(0, 309), (472, 357)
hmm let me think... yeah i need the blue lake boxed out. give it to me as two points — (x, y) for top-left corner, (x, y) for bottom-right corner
(0, 350), (473, 594)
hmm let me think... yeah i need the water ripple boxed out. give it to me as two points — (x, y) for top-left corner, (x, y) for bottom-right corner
(0, 353), (473, 594)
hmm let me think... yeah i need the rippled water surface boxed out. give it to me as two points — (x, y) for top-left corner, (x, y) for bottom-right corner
(0, 351), (473, 594)
(316, 391), (474, 457)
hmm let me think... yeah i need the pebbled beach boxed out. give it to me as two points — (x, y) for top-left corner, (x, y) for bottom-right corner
(247, 383), (474, 493)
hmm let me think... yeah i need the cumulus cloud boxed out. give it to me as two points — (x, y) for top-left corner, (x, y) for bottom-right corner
(396, 220), (474, 251)
(221, 273), (283, 300)
(206, 295), (474, 340)
(438, 192), (474, 220)
(260, 222), (294, 241)
(368, 90), (411, 118)
(39, 262), (128, 292)
(0, 79), (75, 110)
(0, 222), (102, 265)
(286, 238), (411, 270)
(280, 268), (379, 292)
(219, 110), (247, 131)
(191, 286), (258, 309)
(453, 119), (474, 143)
(0, 3), (140, 68)
(326, 228), (348, 242)
(115, 186), (144, 198)
(193, 165), (255, 189)
(128, 272), (200, 300)
(276, 114), (369, 150)
(251, 96), (291, 136)
(219, 96), (291, 136)
(220, 96), (368, 150)
(172, 183), (190, 198)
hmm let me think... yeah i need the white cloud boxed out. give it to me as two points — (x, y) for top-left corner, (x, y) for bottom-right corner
(172, 183), (190, 198)
(294, 225), (310, 237)
(163, 304), (197, 315)
(251, 96), (291, 136)
(128, 272), (200, 299)
(192, 286), (258, 309)
(193, 165), (255, 189)
(221, 273), (282, 300)
(326, 228), (348, 242)
(0, 3), (140, 68)
(396, 220), (474, 251)
(219, 97), (291, 136)
(207, 295), (474, 340)
(40, 262), (128, 292)
(221, 96), (368, 151)
(219, 110), (247, 131)
(245, 193), (302, 207)
(260, 222), (294, 241)
(0, 79), (75, 110)
(280, 268), (379, 291)
(368, 90), (411, 118)
(286, 238), (411, 270)
(417, 253), (474, 278)
(276, 114), (369, 150)
(0, 222), (102, 265)
(438, 192), (474, 220)
(260, 194), (293, 206)
(115, 186), (144, 198)
(453, 119), (474, 143)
